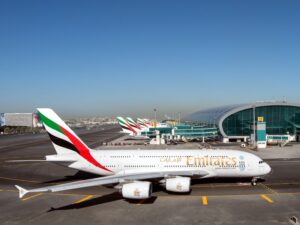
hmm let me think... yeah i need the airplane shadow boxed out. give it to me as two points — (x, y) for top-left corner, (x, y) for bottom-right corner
(125, 196), (157, 204)
(43, 171), (99, 184)
(47, 192), (122, 211)
(47, 193), (157, 211)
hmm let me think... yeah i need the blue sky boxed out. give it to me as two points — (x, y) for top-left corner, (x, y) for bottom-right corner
(1, 0), (299, 118)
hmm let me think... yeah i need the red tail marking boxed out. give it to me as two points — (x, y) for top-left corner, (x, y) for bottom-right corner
(125, 121), (137, 134)
(59, 126), (112, 172)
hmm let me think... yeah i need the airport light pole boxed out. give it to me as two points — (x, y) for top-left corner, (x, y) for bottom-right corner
(154, 108), (157, 127)
(253, 104), (256, 146)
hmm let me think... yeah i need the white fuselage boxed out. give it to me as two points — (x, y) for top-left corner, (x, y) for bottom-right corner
(56, 149), (271, 179)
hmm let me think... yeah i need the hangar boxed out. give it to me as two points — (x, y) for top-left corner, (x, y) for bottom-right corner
(187, 101), (300, 142)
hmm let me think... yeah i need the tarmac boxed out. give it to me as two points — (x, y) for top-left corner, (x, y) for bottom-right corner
(0, 126), (299, 225)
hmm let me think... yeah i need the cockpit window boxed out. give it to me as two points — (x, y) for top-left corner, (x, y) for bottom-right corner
(259, 160), (264, 164)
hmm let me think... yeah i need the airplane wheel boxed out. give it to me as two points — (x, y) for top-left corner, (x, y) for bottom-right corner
(251, 178), (257, 186)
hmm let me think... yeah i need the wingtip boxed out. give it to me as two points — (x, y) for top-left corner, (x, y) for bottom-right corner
(15, 185), (29, 198)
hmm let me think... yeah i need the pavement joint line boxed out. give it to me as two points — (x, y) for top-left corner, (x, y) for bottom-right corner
(75, 195), (94, 204)
(260, 194), (274, 203)
(22, 193), (43, 201)
(259, 183), (279, 195)
(202, 196), (208, 205)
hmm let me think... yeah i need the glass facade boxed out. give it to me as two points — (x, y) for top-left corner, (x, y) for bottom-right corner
(222, 106), (300, 136)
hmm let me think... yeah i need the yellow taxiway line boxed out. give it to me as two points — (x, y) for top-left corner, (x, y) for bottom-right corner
(0, 176), (40, 184)
(202, 196), (208, 205)
(75, 195), (94, 204)
(22, 193), (43, 201)
(260, 194), (274, 203)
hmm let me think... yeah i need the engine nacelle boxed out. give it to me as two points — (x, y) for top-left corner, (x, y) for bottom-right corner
(121, 182), (152, 199)
(165, 177), (191, 193)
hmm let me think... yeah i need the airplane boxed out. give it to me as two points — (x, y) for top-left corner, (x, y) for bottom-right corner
(116, 116), (150, 140)
(137, 118), (151, 129)
(125, 117), (144, 133)
(116, 116), (137, 135)
(15, 108), (271, 200)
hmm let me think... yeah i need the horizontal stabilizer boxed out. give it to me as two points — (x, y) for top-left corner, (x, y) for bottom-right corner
(15, 185), (29, 198)
(6, 160), (76, 163)
(6, 160), (48, 163)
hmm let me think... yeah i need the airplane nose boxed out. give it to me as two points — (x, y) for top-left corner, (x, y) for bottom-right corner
(265, 163), (271, 174)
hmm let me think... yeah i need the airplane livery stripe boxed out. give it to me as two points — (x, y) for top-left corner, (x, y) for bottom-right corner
(120, 125), (131, 131)
(39, 111), (112, 173)
(48, 133), (79, 153)
(119, 119), (136, 133)
(59, 125), (112, 172)
(43, 123), (71, 143)
(128, 121), (139, 129)
(126, 118), (140, 129)
(127, 125), (137, 133)
(38, 111), (64, 135)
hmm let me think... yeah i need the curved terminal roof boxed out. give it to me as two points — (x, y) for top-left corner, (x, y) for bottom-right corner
(186, 101), (300, 137)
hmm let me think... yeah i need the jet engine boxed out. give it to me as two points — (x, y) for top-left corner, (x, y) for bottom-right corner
(165, 177), (191, 192)
(121, 181), (152, 199)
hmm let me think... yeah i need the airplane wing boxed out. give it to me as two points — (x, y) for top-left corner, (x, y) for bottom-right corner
(15, 170), (211, 198)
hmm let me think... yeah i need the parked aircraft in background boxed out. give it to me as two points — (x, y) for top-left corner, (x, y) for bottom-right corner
(15, 109), (271, 200)
(125, 117), (145, 133)
(137, 118), (152, 128)
(117, 116), (137, 135)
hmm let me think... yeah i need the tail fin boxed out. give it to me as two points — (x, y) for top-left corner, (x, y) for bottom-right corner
(126, 117), (141, 131)
(38, 108), (112, 172)
(37, 108), (88, 155)
(117, 117), (137, 135)
(15, 185), (29, 198)
(137, 118), (150, 128)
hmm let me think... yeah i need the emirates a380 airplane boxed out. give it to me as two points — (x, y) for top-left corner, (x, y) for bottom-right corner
(15, 109), (271, 200)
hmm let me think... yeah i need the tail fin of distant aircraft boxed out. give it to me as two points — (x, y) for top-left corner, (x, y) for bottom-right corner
(126, 117), (141, 131)
(137, 118), (150, 128)
(142, 118), (153, 128)
(38, 108), (112, 172)
(117, 117), (137, 135)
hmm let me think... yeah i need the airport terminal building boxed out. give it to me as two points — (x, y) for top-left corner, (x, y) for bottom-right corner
(187, 102), (300, 142)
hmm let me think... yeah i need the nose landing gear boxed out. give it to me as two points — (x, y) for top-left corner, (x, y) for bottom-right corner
(251, 177), (258, 186)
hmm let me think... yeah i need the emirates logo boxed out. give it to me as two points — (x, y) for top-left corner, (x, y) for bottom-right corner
(134, 188), (141, 197)
(176, 183), (182, 191)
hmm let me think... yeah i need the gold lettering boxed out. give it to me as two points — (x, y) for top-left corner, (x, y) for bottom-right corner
(213, 157), (221, 166)
(231, 157), (237, 166)
(186, 156), (193, 166)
